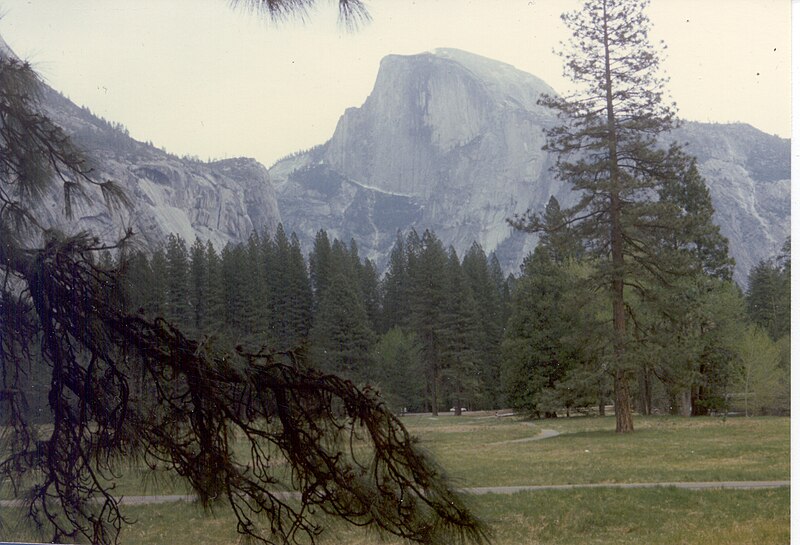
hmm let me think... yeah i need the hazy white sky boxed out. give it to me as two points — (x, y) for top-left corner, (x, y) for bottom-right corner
(0, 0), (791, 167)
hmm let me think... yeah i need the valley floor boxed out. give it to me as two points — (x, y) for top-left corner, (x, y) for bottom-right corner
(0, 415), (789, 545)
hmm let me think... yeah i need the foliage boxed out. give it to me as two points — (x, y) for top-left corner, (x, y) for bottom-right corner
(733, 326), (789, 416)
(230, 0), (371, 30)
(501, 248), (608, 417)
(372, 328), (425, 413)
(310, 271), (375, 380)
(745, 238), (790, 341)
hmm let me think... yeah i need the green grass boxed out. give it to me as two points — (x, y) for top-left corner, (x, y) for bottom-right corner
(402, 415), (789, 487)
(0, 487), (789, 545)
(477, 486), (789, 545)
(0, 415), (790, 544)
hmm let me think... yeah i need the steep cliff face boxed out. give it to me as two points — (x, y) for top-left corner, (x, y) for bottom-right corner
(673, 123), (790, 279)
(272, 49), (790, 282)
(34, 83), (282, 251)
(273, 49), (569, 269)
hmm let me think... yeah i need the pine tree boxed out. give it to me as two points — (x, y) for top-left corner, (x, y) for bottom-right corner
(286, 231), (313, 347)
(488, 253), (512, 328)
(164, 234), (191, 329)
(309, 229), (333, 304)
(372, 328), (425, 413)
(515, 0), (727, 432)
(310, 271), (375, 381)
(121, 250), (152, 314)
(746, 240), (790, 341)
(358, 257), (382, 332)
(538, 196), (583, 265)
(148, 247), (169, 318)
(204, 241), (226, 337)
(501, 248), (599, 417)
(221, 243), (250, 345)
(642, 278), (746, 415)
(268, 225), (293, 349)
(408, 230), (448, 415)
(461, 242), (504, 408)
(188, 238), (208, 335)
(243, 231), (271, 349)
(381, 233), (411, 332)
(440, 247), (482, 415)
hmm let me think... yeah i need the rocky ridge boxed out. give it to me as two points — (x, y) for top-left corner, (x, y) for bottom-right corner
(270, 49), (790, 282)
(39, 88), (282, 252)
(1, 29), (282, 254)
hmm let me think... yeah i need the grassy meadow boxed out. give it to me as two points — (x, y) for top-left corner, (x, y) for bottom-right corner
(0, 415), (789, 544)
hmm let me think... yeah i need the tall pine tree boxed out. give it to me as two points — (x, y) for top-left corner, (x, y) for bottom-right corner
(408, 230), (448, 415)
(516, 0), (727, 432)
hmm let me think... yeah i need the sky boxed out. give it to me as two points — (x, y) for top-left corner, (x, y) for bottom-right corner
(0, 0), (792, 168)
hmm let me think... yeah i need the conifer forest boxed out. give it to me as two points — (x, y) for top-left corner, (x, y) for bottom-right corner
(96, 224), (788, 421)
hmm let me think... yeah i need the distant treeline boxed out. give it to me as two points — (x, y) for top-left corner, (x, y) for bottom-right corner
(109, 222), (789, 418)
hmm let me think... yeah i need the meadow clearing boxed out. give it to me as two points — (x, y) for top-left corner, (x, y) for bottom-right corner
(0, 414), (789, 544)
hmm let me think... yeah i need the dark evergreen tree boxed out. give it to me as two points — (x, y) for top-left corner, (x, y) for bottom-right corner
(309, 229), (333, 304)
(381, 233), (412, 332)
(636, 166), (736, 416)
(189, 238), (208, 335)
(461, 242), (504, 408)
(204, 240), (226, 337)
(501, 249), (603, 417)
(286, 232), (314, 347)
(746, 239), (790, 341)
(358, 257), (382, 333)
(538, 196), (583, 264)
(148, 247), (169, 318)
(244, 231), (271, 347)
(310, 272), (375, 381)
(221, 243), (251, 345)
(408, 230), (448, 415)
(440, 247), (482, 415)
(121, 250), (152, 315)
(268, 225), (293, 349)
(372, 328), (425, 413)
(642, 278), (746, 416)
(488, 253), (512, 329)
(164, 234), (191, 329)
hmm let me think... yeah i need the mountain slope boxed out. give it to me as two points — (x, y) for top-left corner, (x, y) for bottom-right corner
(0, 26), (282, 254)
(39, 87), (282, 251)
(270, 49), (790, 282)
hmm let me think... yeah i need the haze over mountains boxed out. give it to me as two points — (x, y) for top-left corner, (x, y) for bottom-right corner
(21, 42), (789, 283)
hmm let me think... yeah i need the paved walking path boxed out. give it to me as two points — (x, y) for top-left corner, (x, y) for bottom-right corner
(1, 481), (787, 508)
(489, 427), (560, 444)
(467, 480), (790, 494)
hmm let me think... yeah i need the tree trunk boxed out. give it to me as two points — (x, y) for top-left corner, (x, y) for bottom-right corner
(430, 364), (439, 416)
(691, 384), (709, 416)
(679, 389), (692, 417)
(614, 369), (634, 433)
(601, 0), (634, 433)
